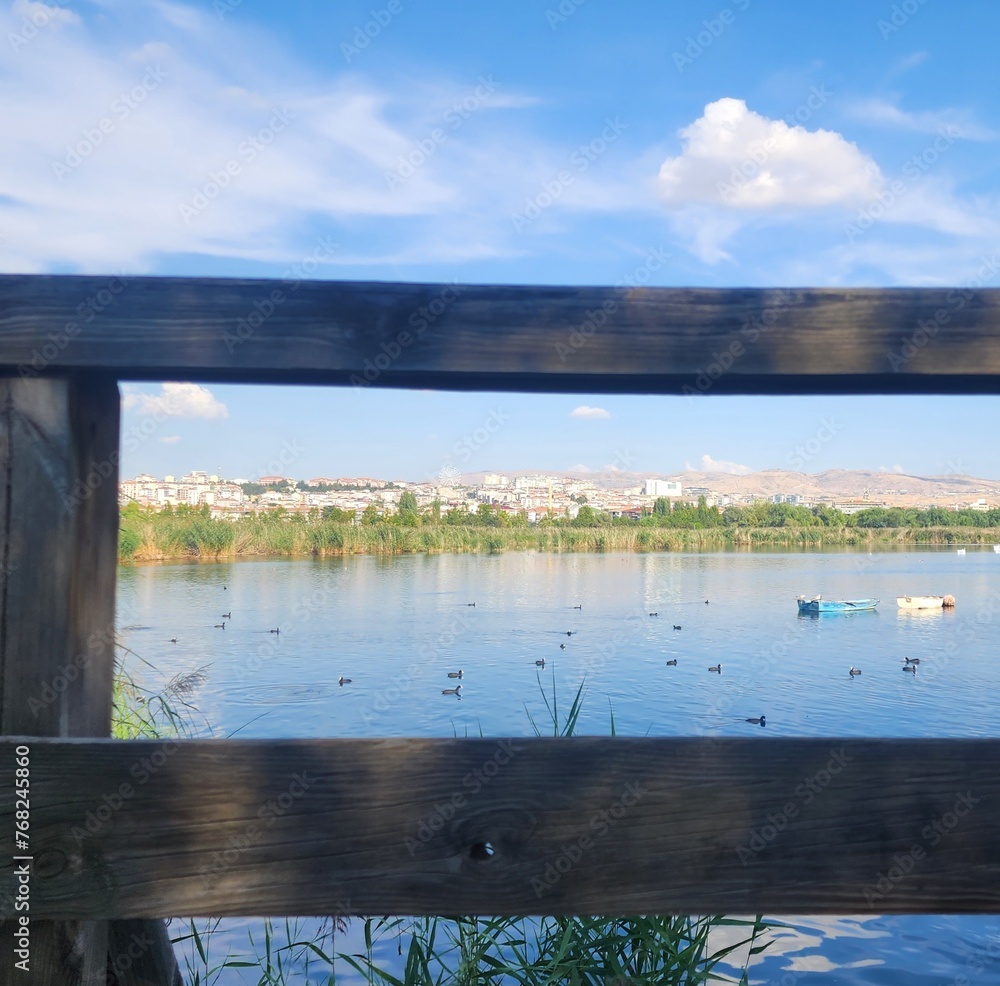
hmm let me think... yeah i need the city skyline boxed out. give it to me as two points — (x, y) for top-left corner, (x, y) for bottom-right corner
(120, 386), (1000, 482)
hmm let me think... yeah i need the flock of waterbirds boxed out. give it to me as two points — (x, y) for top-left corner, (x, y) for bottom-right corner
(165, 589), (926, 724)
(850, 655), (923, 677)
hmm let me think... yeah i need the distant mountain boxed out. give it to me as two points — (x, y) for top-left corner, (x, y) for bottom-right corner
(454, 468), (1000, 501)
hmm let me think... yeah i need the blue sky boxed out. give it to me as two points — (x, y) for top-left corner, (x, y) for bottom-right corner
(3, 0), (999, 480)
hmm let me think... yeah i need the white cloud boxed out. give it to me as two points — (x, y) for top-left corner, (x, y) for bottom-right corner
(567, 463), (592, 473)
(0, 2), (544, 271)
(846, 98), (997, 141)
(159, 435), (182, 443)
(685, 454), (752, 476)
(658, 98), (881, 211)
(122, 383), (228, 419)
(570, 405), (611, 419)
(879, 464), (905, 474)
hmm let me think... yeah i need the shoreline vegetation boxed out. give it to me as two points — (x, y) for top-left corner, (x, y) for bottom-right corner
(119, 500), (1000, 562)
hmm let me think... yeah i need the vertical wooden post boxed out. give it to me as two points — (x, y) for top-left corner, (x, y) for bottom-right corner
(0, 376), (178, 985)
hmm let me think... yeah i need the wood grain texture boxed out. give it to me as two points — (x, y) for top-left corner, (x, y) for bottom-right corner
(1, 736), (998, 917)
(0, 377), (179, 984)
(0, 376), (118, 737)
(2, 276), (1000, 393)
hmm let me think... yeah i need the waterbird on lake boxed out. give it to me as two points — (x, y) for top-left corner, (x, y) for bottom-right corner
(270, 628), (280, 634)
(338, 676), (352, 685)
(214, 622), (226, 629)
(170, 638), (177, 643)
(573, 604), (582, 609)
(673, 625), (682, 631)
(705, 600), (709, 604)
(904, 657), (921, 665)
(442, 685), (462, 696)
(535, 659), (545, 666)
(560, 643), (567, 650)
(222, 612), (231, 619)
(745, 716), (766, 726)
(467, 602), (476, 607)
(849, 666), (862, 676)
(903, 665), (917, 673)
(566, 631), (575, 636)
(649, 612), (658, 617)
(666, 659), (677, 666)
(447, 670), (464, 679)
(708, 664), (721, 673)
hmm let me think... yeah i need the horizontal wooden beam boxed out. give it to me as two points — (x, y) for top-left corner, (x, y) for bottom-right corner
(1, 737), (998, 917)
(2, 276), (1000, 393)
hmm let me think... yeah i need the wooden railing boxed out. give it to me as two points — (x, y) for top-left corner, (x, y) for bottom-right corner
(2, 275), (999, 984)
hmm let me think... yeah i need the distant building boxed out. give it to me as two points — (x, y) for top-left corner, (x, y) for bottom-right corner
(645, 479), (682, 497)
(483, 473), (509, 486)
(258, 476), (289, 486)
(181, 470), (211, 484)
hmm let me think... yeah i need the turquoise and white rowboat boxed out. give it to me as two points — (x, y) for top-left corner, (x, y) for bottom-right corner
(796, 595), (879, 614)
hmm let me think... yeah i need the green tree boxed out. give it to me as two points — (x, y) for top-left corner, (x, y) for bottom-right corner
(322, 506), (355, 523)
(397, 490), (420, 527)
(361, 503), (381, 525)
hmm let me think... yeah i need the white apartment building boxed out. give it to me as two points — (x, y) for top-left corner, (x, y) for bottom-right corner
(644, 479), (682, 497)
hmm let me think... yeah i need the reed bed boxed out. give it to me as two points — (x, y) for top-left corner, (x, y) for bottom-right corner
(120, 510), (1000, 563)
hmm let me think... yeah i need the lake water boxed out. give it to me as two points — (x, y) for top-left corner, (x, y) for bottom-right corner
(118, 547), (1000, 984)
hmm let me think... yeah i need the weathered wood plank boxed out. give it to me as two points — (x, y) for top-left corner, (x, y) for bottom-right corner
(0, 377), (118, 737)
(0, 377), (179, 984)
(0, 736), (997, 917)
(2, 276), (1000, 393)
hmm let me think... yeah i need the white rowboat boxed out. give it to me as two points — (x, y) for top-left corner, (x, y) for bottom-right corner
(897, 595), (945, 610)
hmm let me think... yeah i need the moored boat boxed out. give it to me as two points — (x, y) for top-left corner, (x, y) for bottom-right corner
(897, 595), (945, 610)
(796, 595), (879, 614)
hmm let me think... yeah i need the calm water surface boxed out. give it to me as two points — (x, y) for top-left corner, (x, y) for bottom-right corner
(118, 548), (1000, 984)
